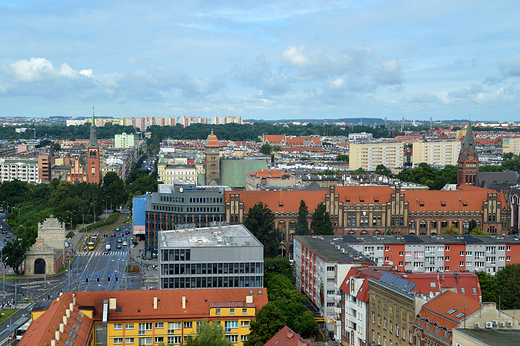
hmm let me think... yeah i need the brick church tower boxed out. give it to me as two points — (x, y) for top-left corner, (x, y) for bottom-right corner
(87, 107), (101, 184)
(205, 130), (220, 185)
(457, 121), (479, 186)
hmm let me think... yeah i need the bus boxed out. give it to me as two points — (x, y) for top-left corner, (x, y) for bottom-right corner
(16, 318), (32, 340)
(87, 233), (99, 251)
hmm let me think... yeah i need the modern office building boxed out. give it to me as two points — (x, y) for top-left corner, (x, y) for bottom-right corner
(412, 140), (461, 166)
(145, 184), (227, 257)
(348, 142), (404, 172)
(158, 224), (264, 290)
(21, 289), (268, 346)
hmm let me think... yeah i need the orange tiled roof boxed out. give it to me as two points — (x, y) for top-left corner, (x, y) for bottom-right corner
(335, 186), (395, 204)
(263, 135), (286, 144)
(247, 169), (291, 179)
(285, 136), (322, 146)
(281, 147), (324, 152)
(404, 272), (481, 301)
(226, 190), (327, 213)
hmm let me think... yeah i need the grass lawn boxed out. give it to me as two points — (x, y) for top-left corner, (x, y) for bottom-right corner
(0, 308), (20, 324)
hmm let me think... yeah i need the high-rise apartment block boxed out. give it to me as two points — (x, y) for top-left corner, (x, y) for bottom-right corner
(349, 142), (404, 171)
(412, 140), (461, 166)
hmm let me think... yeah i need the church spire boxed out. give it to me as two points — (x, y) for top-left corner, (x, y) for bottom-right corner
(461, 121), (475, 153)
(88, 107), (99, 149)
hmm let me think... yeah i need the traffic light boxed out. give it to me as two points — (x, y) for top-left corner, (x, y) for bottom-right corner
(115, 274), (119, 282)
(97, 277), (100, 282)
(86, 275), (89, 282)
(107, 274), (111, 282)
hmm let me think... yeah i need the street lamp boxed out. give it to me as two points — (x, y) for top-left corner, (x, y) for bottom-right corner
(90, 203), (96, 223)
(107, 196), (113, 212)
(67, 210), (75, 233)
(102, 199), (108, 214)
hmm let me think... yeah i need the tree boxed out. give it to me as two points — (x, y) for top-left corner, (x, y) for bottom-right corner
(469, 226), (488, 235)
(272, 145), (282, 152)
(442, 225), (459, 235)
(503, 152), (515, 160)
(130, 175), (159, 195)
(1, 238), (27, 275)
(264, 256), (294, 284)
(495, 264), (520, 309)
(475, 271), (498, 303)
(244, 202), (283, 258)
(352, 167), (366, 175)
(185, 320), (232, 346)
(245, 302), (286, 346)
(336, 154), (349, 162)
(375, 164), (391, 177)
(260, 143), (272, 155)
(295, 200), (309, 236)
(468, 220), (478, 232)
(311, 202), (333, 235)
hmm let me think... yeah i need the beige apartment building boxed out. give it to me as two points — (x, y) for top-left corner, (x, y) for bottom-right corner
(502, 137), (520, 155)
(349, 142), (404, 172)
(412, 140), (461, 166)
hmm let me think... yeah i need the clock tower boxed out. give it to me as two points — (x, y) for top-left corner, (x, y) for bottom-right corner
(87, 107), (101, 184)
(457, 121), (479, 186)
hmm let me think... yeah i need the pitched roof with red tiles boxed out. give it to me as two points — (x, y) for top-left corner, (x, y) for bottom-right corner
(405, 187), (507, 212)
(247, 169), (291, 179)
(225, 190), (327, 213)
(263, 135), (286, 144)
(340, 267), (394, 302)
(19, 292), (94, 346)
(335, 186), (395, 204)
(403, 271), (481, 301)
(285, 136), (322, 146)
(414, 290), (481, 342)
(264, 326), (313, 346)
(281, 147), (324, 152)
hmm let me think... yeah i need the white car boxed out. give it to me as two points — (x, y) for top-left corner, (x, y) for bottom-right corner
(123, 241), (128, 246)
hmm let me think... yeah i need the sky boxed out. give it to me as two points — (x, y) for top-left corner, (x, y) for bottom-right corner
(0, 0), (519, 121)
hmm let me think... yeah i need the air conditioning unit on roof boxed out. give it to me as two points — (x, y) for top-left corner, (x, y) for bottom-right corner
(485, 322), (493, 329)
(474, 323), (480, 328)
(507, 321), (513, 327)
(499, 322), (505, 327)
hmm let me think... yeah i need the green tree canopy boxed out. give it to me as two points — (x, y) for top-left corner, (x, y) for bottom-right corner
(375, 164), (392, 176)
(244, 202), (283, 258)
(495, 264), (520, 309)
(260, 143), (273, 155)
(245, 302), (286, 346)
(295, 200), (309, 236)
(264, 256), (295, 284)
(311, 202), (333, 235)
(336, 154), (349, 162)
(475, 271), (498, 304)
(185, 320), (232, 346)
(442, 225), (459, 235)
(352, 167), (366, 175)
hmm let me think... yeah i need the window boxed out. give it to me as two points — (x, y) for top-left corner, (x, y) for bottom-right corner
(72, 324), (80, 332)
(472, 287), (477, 295)
(114, 324), (123, 330)
(466, 251), (472, 256)
(507, 256), (511, 261)
(125, 338), (135, 344)
(167, 336), (182, 344)
(196, 321), (203, 333)
(226, 335), (238, 343)
(65, 340), (74, 346)
(372, 311), (375, 324)
(242, 308), (248, 314)
(155, 337), (164, 343)
(225, 321), (238, 333)
(126, 323), (134, 330)
(507, 246), (511, 251)
(378, 315), (381, 326)
(139, 338), (153, 346)
(68, 330), (78, 340)
(184, 322), (193, 328)
(216, 308), (221, 315)
(460, 251), (464, 256)
(399, 251), (403, 256)
(445, 256), (450, 261)
(396, 323), (399, 336)
(445, 266), (450, 271)
(241, 335), (248, 342)
(168, 322), (181, 333)
(384, 318), (387, 330)
(241, 321), (250, 327)
(445, 246), (450, 251)
(155, 323), (164, 329)
(461, 287), (466, 294)
(230, 308), (235, 314)
(114, 339), (123, 345)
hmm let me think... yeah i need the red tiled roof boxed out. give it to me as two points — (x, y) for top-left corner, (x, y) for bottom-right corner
(403, 272), (481, 301)
(264, 326), (313, 346)
(414, 290), (481, 342)
(225, 190), (327, 213)
(285, 137), (322, 146)
(209, 302), (256, 308)
(263, 135), (286, 144)
(247, 169), (291, 179)
(335, 186), (395, 204)
(281, 147), (324, 152)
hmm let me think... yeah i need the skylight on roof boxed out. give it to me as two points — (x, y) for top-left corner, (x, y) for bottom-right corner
(455, 313), (465, 318)
(447, 309), (457, 315)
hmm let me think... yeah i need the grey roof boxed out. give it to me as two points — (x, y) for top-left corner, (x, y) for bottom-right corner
(303, 181), (327, 191)
(159, 224), (262, 248)
(461, 121), (476, 153)
(294, 235), (374, 263)
(478, 171), (520, 189)
(307, 234), (520, 245)
(455, 328), (520, 346)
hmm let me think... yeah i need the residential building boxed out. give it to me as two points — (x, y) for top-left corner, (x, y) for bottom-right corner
(21, 288), (268, 346)
(157, 164), (198, 185)
(0, 157), (39, 183)
(502, 137), (520, 155)
(145, 184), (226, 257)
(348, 132), (374, 141)
(412, 140), (461, 166)
(293, 235), (374, 332)
(348, 142), (404, 172)
(114, 132), (139, 148)
(245, 169), (298, 191)
(452, 328), (520, 346)
(158, 224), (264, 289)
(211, 116), (243, 125)
(414, 290), (520, 346)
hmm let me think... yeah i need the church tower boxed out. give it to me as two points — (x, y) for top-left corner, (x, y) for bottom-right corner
(205, 130), (220, 185)
(457, 121), (479, 185)
(87, 107), (101, 184)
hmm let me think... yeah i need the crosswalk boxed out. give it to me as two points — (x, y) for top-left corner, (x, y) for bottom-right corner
(77, 250), (128, 257)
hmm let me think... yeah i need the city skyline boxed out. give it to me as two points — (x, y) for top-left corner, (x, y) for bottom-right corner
(1, 1), (519, 121)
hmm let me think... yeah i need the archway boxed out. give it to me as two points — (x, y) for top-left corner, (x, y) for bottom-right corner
(34, 258), (46, 274)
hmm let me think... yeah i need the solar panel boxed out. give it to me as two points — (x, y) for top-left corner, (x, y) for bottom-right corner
(403, 234), (424, 243)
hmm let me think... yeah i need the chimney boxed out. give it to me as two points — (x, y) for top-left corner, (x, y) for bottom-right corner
(55, 329), (60, 342)
(70, 302), (74, 312)
(60, 321), (65, 333)
(64, 314), (68, 325)
(51, 339), (56, 346)
(298, 339), (308, 346)
(287, 330), (294, 339)
(66, 308), (70, 318)
(182, 296), (186, 310)
(154, 297), (158, 310)
(73, 293), (76, 306)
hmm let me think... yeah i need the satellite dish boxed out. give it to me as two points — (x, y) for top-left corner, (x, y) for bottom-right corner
(179, 187), (184, 193)
(429, 291), (434, 299)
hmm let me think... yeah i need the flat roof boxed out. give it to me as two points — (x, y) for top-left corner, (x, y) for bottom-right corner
(159, 224), (263, 248)
(454, 328), (520, 346)
(319, 234), (520, 245)
(294, 235), (374, 263)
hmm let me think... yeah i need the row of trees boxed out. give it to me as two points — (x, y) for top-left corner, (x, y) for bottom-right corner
(243, 201), (333, 258)
(477, 264), (520, 310)
(397, 163), (457, 190)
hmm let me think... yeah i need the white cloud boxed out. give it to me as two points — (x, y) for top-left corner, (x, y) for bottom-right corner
(10, 58), (57, 82)
(376, 59), (402, 85)
(282, 46), (310, 68)
(498, 54), (520, 77)
(80, 69), (93, 78)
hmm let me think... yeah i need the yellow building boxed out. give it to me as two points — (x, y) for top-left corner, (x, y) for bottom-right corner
(412, 140), (461, 166)
(502, 137), (520, 155)
(23, 289), (268, 346)
(349, 142), (404, 172)
(158, 163), (198, 184)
